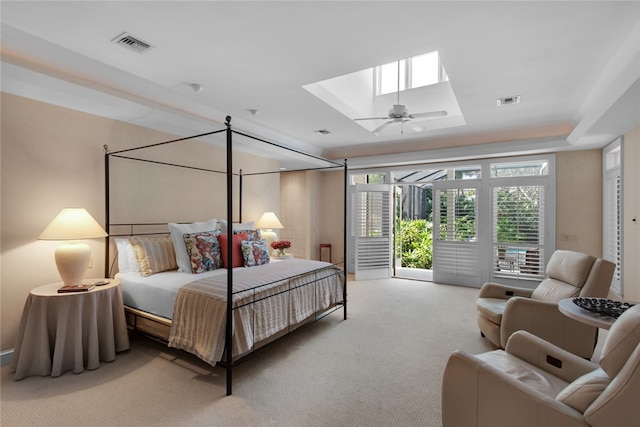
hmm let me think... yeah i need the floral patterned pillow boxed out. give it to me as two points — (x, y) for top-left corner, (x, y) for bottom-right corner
(241, 239), (270, 267)
(183, 231), (222, 273)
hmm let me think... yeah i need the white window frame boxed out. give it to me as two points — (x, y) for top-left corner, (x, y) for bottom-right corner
(374, 51), (449, 96)
(603, 138), (623, 297)
(348, 154), (555, 287)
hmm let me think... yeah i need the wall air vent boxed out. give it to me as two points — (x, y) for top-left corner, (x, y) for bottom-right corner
(497, 95), (521, 106)
(111, 32), (154, 54)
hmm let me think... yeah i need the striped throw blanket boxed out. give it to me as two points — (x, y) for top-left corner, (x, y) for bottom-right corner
(168, 259), (344, 365)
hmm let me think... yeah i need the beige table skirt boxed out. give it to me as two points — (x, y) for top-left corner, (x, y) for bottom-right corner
(11, 281), (130, 380)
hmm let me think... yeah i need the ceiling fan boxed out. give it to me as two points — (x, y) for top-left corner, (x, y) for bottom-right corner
(353, 61), (447, 134)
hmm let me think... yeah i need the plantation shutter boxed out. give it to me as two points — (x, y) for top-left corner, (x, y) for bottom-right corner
(353, 184), (392, 280)
(432, 184), (481, 287)
(491, 183), (545, 281)
(603, 140), (622, 297)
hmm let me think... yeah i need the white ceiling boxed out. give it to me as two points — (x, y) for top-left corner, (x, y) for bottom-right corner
(2, 1), (639, 168)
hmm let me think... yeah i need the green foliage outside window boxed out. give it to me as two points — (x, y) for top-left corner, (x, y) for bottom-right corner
(399, 219), (433, 269)
(397, 183), (541, 271)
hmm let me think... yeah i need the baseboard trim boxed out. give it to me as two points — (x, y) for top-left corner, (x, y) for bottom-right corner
(1, 349), (14, 367)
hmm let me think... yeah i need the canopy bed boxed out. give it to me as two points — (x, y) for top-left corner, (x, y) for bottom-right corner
(103, 116), (347, 395)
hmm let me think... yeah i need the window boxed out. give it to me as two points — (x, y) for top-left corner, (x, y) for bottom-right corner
(454, 167), (481, 180)
(603, 139), (622, 297)
(351, 173), (385, 185)
(354, 191), (389, 238)
(349, 155), (554, 286)
(375, 51), (449, 96)
(437, 188), (477, 242)
(352, 184), (392, 279)
(492, 186), (545, 278)
(491, 160), (548, 178)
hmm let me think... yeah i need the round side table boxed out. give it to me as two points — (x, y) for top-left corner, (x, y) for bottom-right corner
(11, 278), (129, 379)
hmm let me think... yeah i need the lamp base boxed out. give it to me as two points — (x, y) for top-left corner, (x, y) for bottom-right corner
(55, 243), (91, 286)
(261, 230), (277, 255)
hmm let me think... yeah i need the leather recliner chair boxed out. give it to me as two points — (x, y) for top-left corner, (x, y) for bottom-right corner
(477, 250), (615, 359)
(443, 304), (640, 427)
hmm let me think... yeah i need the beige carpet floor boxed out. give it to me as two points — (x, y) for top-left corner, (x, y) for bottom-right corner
(1, 277), (594, 426)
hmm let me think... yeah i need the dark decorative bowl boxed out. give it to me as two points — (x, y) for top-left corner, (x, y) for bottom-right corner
(572, 298), (636, 318)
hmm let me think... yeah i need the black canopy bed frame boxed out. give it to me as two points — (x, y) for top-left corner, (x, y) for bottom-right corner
(103, 116), (347, 395)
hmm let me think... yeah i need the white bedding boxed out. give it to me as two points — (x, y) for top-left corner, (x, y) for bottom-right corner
(117, 259), (345, 365)
(117, 269), (226, 319)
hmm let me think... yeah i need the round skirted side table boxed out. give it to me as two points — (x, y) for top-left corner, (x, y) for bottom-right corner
(11, 278), (129, 380)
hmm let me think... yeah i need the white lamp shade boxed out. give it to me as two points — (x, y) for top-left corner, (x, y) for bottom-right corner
(255, 212), (283, 254)
(39, 208), (107, 286)
(254, 212), (283, 230)
(39, 208), (107, 240)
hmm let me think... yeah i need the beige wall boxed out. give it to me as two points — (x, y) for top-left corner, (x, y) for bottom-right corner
(1, 93), (279, 351)
(280, 170), (346, 264)
(555, 150), (603, 256)
(280, 171), (315, 259)
(622, 125), (640, 302)
(318, 170), (346, 265)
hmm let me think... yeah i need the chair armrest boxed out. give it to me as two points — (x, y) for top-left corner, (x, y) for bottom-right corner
(443, 348), (587, 427)
(500, 297), (599, 358)
(585, 345), (640, 427)
(506, 330), (598, 383)
(442, 350), (480, 427)
(479, 282), (535, 299)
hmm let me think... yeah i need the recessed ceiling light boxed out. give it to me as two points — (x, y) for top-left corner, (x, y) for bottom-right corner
(315, 129), (331, 135)
(188, 83), (204, 93)
(497, 95), (521, 106)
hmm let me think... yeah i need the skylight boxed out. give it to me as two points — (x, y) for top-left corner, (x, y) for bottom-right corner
(302, 50), (464, 136)
(376, 51), (449, 96)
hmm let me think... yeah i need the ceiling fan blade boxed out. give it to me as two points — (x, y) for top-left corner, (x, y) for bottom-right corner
(407, 122), (425, 132)
(372, 121), (393, 134)
(408, 110), (448, 119)
(354, 117), (390, 121)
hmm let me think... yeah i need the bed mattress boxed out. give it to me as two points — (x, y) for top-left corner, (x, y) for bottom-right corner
(116, 269), (225, 319)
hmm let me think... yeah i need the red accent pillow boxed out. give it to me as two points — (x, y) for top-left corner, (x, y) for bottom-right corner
(217, 232), (249, 268)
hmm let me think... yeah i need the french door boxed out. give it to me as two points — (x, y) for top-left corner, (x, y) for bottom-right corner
(432, 181), (482, 287)
(349, 155), (554, 287)
(351, 184), (392, 280)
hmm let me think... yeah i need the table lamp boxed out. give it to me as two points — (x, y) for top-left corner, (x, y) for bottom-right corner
(38, 208), (108, 286)
(255, 212), (283, 253)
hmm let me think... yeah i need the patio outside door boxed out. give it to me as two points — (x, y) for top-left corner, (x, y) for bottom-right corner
(393, 183), (434, 281)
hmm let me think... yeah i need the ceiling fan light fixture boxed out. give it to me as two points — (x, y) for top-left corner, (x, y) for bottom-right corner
(354, 60), (446, 133)
(390, 105), (408, 117)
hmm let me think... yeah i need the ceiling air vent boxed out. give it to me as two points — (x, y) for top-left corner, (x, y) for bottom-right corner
(497, 95), (521, 107)
(111, 32), (154, 54)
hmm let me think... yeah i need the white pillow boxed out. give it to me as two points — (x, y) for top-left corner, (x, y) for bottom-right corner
(168, 219), (218, 272)
(115, 238), (141, 274)
(219, 220), (255, 234)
